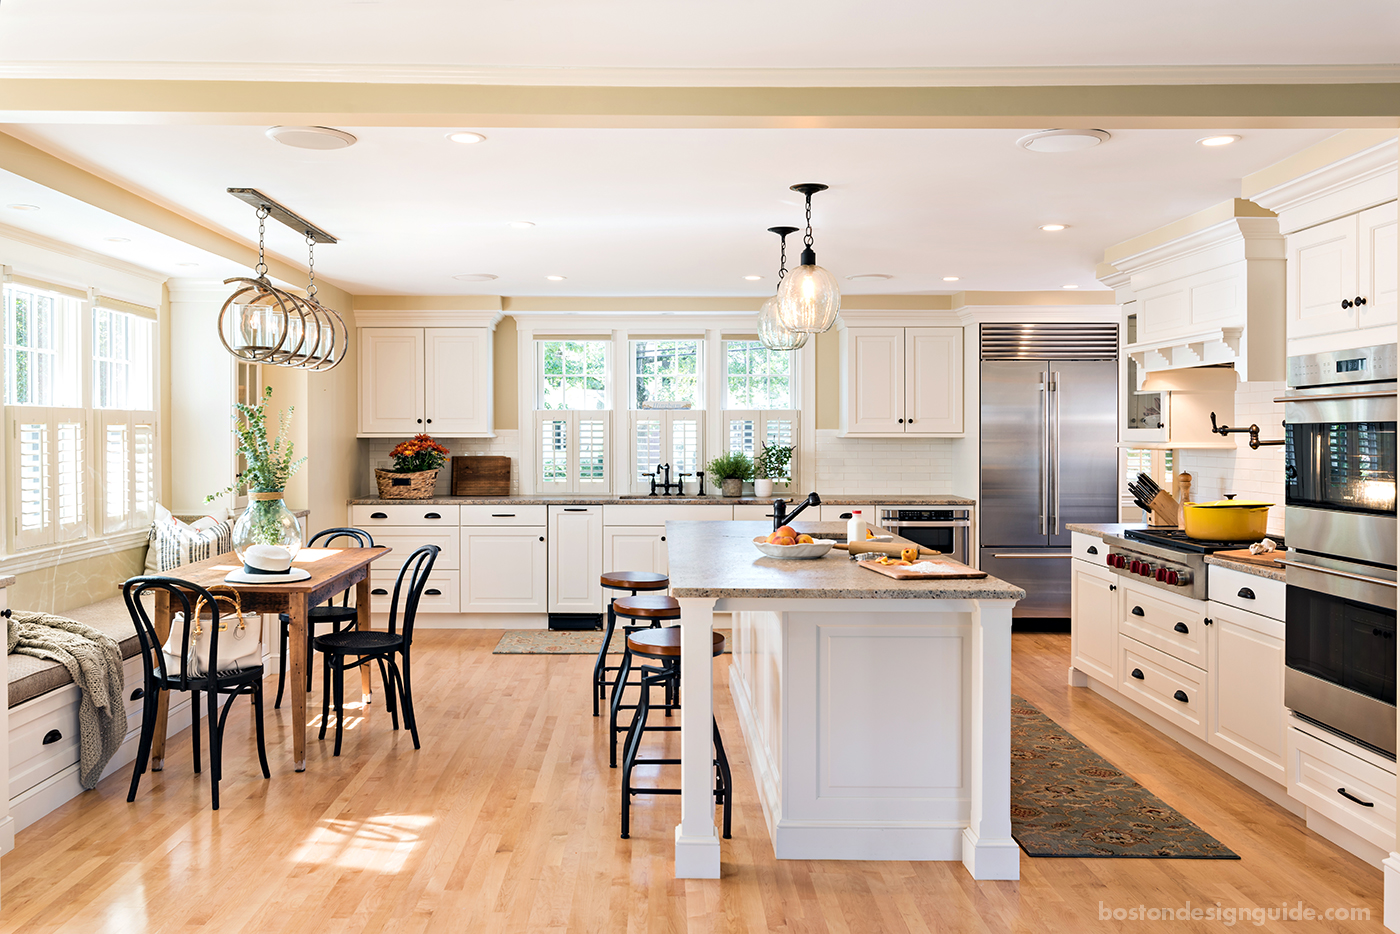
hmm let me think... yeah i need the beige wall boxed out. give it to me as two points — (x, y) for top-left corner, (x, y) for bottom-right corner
(494, 315), (519, 430)
(8, 546), (146, 614)
(815, 330), (840, 430)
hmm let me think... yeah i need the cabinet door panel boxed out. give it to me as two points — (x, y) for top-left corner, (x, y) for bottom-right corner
(1071, 560), (1118, 684)
(905, 327), (963, 433)
(1288, 215), (1359, 339)
(1208, 602), (1286, 783)
(360, 328), (424, 434)
(1358, 202), (1398, 331)
(549, 507), (603, 613)
(462, 527), (547, 612)
(846, 328), (905, 432)
(605, 526), (668, 576)
(425, 328), (491, 435)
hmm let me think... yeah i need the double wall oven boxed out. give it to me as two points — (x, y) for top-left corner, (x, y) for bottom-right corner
(1280, 345), (1398, 755)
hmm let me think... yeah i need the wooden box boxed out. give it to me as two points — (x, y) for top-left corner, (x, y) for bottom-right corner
(452, 456), (511, 496)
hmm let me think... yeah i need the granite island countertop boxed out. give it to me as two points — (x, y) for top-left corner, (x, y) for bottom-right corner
(1205, 554), (1287, 582)
(349, 493), (976, 507)
(665, 520), (1025, 601)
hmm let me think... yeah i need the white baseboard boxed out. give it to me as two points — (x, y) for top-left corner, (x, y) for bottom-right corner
(1304, 807), (1390, 869)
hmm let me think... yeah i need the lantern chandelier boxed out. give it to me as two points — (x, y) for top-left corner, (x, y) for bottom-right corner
(757, 226), (808, 352)
(218, 188), (349, 371)
(775, 183), (841, 334)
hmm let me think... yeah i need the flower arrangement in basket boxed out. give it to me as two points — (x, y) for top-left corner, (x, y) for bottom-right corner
(376, 434), (451, 499)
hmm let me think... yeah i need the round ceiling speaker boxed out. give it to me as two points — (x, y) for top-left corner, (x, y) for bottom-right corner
(1016, 129), (1111, 153)
(452, 274), (499, 282)
(845, 273), (893, 281)
(265, 126), (358, 150)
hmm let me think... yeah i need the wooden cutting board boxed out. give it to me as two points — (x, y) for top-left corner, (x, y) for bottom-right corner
(452, 456), (511, 495)
(859, 560), (988, 581)
(1212, 548), (1286, 568)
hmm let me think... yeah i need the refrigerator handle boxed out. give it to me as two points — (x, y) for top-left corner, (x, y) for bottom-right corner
(1039, 372), (1050, 537)
(1051, 371), (1061, 535)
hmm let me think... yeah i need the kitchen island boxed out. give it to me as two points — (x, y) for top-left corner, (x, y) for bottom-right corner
(664, 520), (1025, 880)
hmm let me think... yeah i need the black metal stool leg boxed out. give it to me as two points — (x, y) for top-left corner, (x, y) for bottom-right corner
(713, 718), (733, 839)
(593, 596), (616, 717)
(621, 667), (658, 839)
(608, 643), (634, 768)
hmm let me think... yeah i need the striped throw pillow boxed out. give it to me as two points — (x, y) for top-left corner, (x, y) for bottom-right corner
(145, 505), (233, 574)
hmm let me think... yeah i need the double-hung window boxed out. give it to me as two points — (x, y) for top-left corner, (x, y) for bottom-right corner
(629, 339), (704, 490)
(534, 340), (612, 493)
(722, 339), (799, 485)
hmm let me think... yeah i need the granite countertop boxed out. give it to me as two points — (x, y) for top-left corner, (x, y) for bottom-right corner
(664, 520), (1025, 601)
(1064, 522), (1152, 540)
(349, 494), (977, 507)
(1205, 554), (1287, 582)
(0, 575), (15, 590)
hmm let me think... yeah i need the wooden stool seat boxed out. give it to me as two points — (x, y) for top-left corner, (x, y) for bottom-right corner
(626, 627), (725, 658)
(600, 571), (669, 591)
(613, 595), (682, 621)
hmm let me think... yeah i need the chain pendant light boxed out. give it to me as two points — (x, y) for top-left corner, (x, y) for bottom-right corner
(757, 226), (808, 351)
(775, 183), (841, 334)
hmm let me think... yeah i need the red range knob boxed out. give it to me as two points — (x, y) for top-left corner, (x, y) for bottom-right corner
(1115, 556), (1126, 568)
(1156, 568), (1168, 581)
(1130, 560), (1141, 573)
(1141, 565), (1153, 577)
(1168, 571), (1180, 585)
(1106, 554), (1116, 567)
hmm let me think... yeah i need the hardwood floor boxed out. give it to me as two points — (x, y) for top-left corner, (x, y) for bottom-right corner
(1, 631), (1387, 933)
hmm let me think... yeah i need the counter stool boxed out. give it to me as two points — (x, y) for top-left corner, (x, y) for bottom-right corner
(608, 594), (680, 767)
(594, 571), (669, 717)
(619, 626), (732, 841)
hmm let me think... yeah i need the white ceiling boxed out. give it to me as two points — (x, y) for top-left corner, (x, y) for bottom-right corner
(1, 124), (1337, 296)
(1, 0), (1397, 70)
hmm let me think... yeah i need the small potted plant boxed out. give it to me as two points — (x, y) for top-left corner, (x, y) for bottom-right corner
(753, 443), (794, 498)
(377, 433), (451, 499)
(705, 451), (754, 498)
(207, 386), (307, 561)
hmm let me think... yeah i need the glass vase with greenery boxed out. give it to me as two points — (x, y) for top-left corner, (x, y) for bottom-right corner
(207, 386), (307, 561)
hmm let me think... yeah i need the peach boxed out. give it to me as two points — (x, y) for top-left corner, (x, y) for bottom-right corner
(773, 535), (797, 546)
(775, 525), (797, 539)
(796, 534), (814, 544)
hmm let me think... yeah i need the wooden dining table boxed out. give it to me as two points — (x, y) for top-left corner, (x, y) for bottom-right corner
(147, 545), (393, 772)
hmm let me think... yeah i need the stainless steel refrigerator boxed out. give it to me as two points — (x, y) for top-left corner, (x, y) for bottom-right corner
(979, 323), (1119, 618)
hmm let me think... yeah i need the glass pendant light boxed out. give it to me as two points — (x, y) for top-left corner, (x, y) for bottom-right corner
(757, 226), (808, 351)
(775, 183), (840, 333)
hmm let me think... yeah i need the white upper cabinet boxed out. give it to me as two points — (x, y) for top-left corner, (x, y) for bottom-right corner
(1358, 202), (1398, 332)
(1286, 202), (1397, 344)
(839, 324), (964, 436)
(358, 319), (497, 437)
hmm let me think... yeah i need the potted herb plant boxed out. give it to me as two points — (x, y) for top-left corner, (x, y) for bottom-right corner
(753, 443), (794, 498)
(207, 386), (307, 561)
(376, 433), (451, 499)
(705, 451), (754, 498)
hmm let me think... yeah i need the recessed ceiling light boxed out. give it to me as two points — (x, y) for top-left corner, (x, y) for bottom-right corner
(942, 276), (960, 282)
(1017, 129), (1111, 153)
(452, 273), (498, 282)
(448, 131), (487, 145)
(265, 126), (358, 150)
(175, 262), (200, 267)
(545, 275), (567, 281)
(1062, 284), (1080, 289)
(1198, 135), (1242, 147)
(6, 203), (39, 211)
(104, 237), (130, 243)
(509, 221), (535, 229)
(743, 275), (764, 281)
(1039, 224), (1068, 232)
(846, 273), (894, 281)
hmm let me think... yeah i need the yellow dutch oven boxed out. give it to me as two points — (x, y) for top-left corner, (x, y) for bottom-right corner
(1181, 497), (1273, 541)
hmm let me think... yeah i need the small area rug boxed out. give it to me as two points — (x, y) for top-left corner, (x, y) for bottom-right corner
(1011, 695), (1239, 859)
(494, 629), (732, 655)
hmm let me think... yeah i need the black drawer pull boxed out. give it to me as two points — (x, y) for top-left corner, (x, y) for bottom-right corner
(425, 589), (442, 596)
(1131, 606), (1145, 617)
(564, 508), (589, 512)
(1338, 787), (1375, 807)
(42, 729), (62, 745)
(130, 688), (145, 701)
(1173, 690), (1189, 703)
(371, 512), (388, 519)
(492, 513), (516, 517)
(424, 512), (442, 520)
(1087, 545), (1098, 555)
(1173, 622), (1189, 634)
(1131, 668), (1145, 680)
(1237, 587), (1255, 600)
(371, 588), (388, 596)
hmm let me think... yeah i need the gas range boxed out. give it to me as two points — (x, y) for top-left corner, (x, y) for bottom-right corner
(1100, 528), (1279, 602)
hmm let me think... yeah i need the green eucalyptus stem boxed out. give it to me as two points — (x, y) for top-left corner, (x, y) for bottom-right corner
(206, 385), (307, 504)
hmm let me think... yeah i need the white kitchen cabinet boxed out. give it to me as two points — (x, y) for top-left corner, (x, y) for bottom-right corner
(1070, 559), (1118, 684)
(838, 326), (964, 436)
(1287, 201), (1397, 341)
(358, 326), (493, 437)
(461, 526), (548, 613)
(604, 526), (668, 576)
(1207, 601), (1286, 784)
(548, 506), (603, 613)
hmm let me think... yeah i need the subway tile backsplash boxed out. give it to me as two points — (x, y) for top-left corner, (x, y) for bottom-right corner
(1175, 380), (1287, 536)
(362, 430), (522, 496)
(812, 429), (959, 495)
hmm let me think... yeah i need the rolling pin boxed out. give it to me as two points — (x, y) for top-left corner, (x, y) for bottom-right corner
(834, 541), (943, 558)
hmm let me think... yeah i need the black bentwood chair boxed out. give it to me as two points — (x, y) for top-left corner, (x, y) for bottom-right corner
(316, 544), (438, 756)
(123, 576), (271, 811)
(274, 527), (376, 709)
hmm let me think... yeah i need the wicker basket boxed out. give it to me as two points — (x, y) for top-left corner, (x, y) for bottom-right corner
(375, 468), (440, 499)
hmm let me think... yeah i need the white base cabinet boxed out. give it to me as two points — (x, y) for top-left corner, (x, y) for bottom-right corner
(1207, 601), (1286, 785)
(548, 506), (604, 613)
(461, 526), (548, 613)
(1070, 560), (1117, 684)
(604, 526), (668, 576)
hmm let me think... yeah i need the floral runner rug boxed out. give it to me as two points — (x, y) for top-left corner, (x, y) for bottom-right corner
(1011, 695), (1239, 859)
(493, 629), (732, 655)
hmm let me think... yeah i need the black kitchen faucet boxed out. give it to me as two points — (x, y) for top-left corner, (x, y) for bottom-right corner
(771, 492), (821, 532)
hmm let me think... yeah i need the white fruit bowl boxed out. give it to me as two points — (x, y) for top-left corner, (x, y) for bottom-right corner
(751, 537), (836, 560)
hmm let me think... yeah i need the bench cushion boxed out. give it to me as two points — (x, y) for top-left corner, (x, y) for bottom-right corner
(8, 597), (140, 708)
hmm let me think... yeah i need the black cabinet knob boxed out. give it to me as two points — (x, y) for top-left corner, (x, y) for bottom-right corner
(898, 418), (904, 424)
(42, 729), (62, 745)
(1238, 587), (1255, 600)
(417, 418), (423, 424)
(1109, 584), (1117, 591)
(426, 418), (433, 424)
(538, 536), (545, 542)
(1174, 622), (1189, 634)
(661, 536), (666, 541)
(130, 687), (145, 701)
(1342, 299), (1354, 309)
(1356, 296), (1367, 306)
(1204, 617), (1213, 626)
(1173, 690), (1189, 703)
(1131, 668), (1145, 680)
(1131, 606), (1145, 617)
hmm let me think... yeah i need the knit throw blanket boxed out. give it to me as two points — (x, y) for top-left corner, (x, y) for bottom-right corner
(7, 611), (126, 790)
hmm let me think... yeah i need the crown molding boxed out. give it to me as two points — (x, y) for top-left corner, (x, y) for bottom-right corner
(1248, 138), (1399, 232)
(1107, 216), (1282, 280)
(3, 61), (1399, 88)
(0, 221), (166, 286)
(354, 309), (504, 329)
